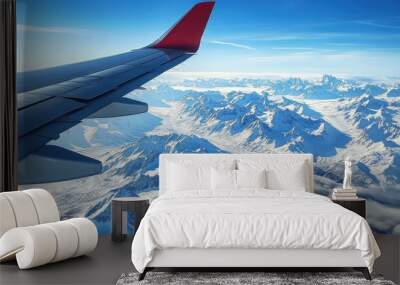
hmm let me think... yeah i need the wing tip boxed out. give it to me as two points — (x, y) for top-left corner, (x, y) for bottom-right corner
(149, 1), (215, 53)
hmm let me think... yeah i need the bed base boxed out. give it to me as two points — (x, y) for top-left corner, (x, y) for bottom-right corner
(138, 267), (371, 281)
(138, 248), (372, 281)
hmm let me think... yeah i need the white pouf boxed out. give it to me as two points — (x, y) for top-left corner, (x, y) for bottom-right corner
(0, 189), (98, 269)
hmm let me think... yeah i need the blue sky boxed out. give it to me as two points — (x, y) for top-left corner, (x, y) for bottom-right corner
(17, 0), (400, 77)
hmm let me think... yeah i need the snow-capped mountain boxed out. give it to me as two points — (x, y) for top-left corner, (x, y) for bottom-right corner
(178, 90), (350, 156)
(387, 87), (400, 97)
(179, 75), (392, 100)
(300, 75), (387, 99)
(339, 94), (400, 146)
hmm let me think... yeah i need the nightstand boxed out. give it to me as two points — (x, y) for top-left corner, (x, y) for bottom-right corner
(331, 198), (366, 218)
(111, 197), (150, 242)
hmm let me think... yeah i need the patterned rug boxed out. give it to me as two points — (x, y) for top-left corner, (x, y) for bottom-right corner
(116, 271), (395, 285)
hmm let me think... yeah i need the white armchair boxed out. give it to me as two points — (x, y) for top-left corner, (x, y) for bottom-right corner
(0, 189), (98, 269)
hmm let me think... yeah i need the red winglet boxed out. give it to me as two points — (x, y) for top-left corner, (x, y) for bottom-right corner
(150, 1), (215, 53)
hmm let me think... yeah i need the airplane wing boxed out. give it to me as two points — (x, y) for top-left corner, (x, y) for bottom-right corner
(18, 1), (215, 184)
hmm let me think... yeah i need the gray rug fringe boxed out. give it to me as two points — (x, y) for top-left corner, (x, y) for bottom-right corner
(117, 271), (395, 285)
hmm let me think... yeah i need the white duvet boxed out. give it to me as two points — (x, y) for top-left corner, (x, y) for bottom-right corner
(131, 190), (380, 272)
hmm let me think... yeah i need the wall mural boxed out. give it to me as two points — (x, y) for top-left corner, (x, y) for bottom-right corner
(17, 0), (400, 235)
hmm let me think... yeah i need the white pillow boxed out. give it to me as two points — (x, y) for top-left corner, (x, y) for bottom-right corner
(211, 168), (236, 190)
(236, 169), (267, 189)
(167, 162), (210, 191)
(166, 159), (237, 193)
(267, 162), (307, 191)
(238, 159), (308, 191)
(211, 168), (268, 191)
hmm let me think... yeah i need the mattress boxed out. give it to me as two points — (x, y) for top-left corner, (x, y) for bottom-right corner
(131, 190), (380, 273)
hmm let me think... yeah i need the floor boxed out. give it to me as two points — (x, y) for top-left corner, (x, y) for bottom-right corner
(0, 236), (134, 285)
(1, 234), (398, 285)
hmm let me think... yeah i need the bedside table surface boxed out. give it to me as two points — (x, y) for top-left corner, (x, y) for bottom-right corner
(331, 198), (365, 202)
(112, 197), (149, 202)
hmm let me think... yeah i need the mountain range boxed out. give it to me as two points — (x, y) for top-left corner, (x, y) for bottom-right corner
(21, 75), (400, 234)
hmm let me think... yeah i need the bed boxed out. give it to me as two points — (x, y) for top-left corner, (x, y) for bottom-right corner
(131, 154), (380, 280)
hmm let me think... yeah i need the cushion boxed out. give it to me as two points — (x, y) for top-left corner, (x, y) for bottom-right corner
(0, 196), (16, 237)
(236, 169), (267, 189)
(24, 189), (60, 224)
(1, 192), (39, 227)
(167, 163), (211, 191)
(65, 218), (98, 257)
(211, 168), (236, 190)
(211, 169), (268, 191)
(238, 159), (307, 191)
(0, 226), (58, 269)
(166, 159), (236, 192)
(0, 189), (59, 237)
(42, 221), (79, 262)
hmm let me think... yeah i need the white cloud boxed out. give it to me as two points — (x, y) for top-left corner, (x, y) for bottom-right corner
(353, 20), (400, 30)
(234, 32), (400, 42)
(207, 40), (256, 50)
(83, 126), (97, 143)
(367, 199), (400, 234)
(270, 47), (316, 51)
